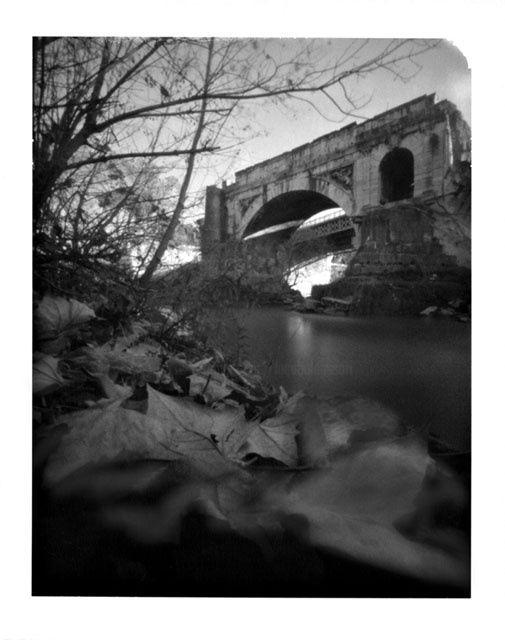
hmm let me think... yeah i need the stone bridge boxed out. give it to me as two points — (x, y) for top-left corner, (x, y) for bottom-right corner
(202, 94), (471, 275)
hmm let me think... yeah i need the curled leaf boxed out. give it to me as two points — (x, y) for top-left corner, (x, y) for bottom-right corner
(227, 364), (261, 390)
(35, 295), (96, 340)
(191, 356), (214, 371)
(80, 341), (162, 375)
(165, 357), (193, 379)
(317, 396), (403, 452)
(272, 435), (468, 586)
(240, 413), (299, 467)
(33, 354), (64, 395)
(189, 373), (231, 404)
(92, 373), (132, 401)
(123, 342), (162, 372)
(44, 401), (180, 484)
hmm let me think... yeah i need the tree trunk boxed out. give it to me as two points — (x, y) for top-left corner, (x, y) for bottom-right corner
(139, 39), (215, 286)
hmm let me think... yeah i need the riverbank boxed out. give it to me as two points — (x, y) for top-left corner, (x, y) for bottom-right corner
(309, 269), (471, 317)
(290, 291), (471, 322)
(153, 259), (471, 319)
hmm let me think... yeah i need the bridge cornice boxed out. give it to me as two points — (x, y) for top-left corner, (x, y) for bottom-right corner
(229, 94), (455, 193)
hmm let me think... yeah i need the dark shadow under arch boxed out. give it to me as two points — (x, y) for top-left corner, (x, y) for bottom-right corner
(244, 190), (339, 237)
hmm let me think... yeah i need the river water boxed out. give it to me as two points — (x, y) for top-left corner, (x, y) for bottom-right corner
(234, 306), (471, 451)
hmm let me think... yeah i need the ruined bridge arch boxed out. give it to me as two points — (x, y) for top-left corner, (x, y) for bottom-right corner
(238, 173), (355, 240)
(202, 94), (471, 272)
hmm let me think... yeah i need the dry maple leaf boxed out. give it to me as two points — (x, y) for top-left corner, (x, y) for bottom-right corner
(33, 354), (65, 395)
(35, 295), (96, 340)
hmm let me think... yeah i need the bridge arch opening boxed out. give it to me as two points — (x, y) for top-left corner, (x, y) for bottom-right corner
(243, 190), (340, 240)
(379, 148), (414, 203)
(241, 189), (357, 297)
(287, 249), (356, 297)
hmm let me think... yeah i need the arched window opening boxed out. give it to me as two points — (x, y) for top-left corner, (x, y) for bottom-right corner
(379, 148), (414, 203)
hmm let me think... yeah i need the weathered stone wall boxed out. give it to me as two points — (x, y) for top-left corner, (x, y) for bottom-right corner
(202, 94), (471, 272)
(201, 185), (227, 255)
(348, 203), (458, 277)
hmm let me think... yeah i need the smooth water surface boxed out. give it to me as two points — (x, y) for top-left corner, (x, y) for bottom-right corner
(236, 307), (471, 450)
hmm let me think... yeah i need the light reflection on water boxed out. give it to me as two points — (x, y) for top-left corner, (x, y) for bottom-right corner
(238, 306), (471, 450)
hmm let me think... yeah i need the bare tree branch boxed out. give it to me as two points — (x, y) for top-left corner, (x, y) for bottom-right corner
(140, 37), (216, 285)
(65, 147), (219, 170)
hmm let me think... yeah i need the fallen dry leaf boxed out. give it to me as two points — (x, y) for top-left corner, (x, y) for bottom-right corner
(268, 434), (468, 586)
(92, 373), (132, 400)
(35, 295), (96, 340)
(44, 400), (180, 484)
(80, 342), (162, 376)
(147, 385), (252, 460)
(316, 396), (403, 452)
(240, 413), (299, 467)
(33, 354), (65, 395)
(188, 372), (232, 403)
(146, 385), (303, 468)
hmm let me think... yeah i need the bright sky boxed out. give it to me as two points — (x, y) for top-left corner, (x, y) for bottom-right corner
(182, 38), (471, 218)
(229, 39), (470, 180)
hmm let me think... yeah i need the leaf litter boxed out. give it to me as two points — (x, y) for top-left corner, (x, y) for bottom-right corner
(33, 294), (470, 589)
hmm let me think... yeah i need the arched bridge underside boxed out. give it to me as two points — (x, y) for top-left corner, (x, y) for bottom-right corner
(246, 223), (356, 268)
(244, 192), (357, 265)
(244, 190), (340, 237)
(203, 94), (471, 275)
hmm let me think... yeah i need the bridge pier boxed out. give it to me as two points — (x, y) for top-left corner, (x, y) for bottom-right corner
(201, 185), (228, 257)
(347, 196), (468, 277)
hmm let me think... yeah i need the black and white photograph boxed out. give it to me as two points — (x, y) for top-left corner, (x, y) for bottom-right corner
(2, 0), (505, 637)
(31, 33), (472, 598)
